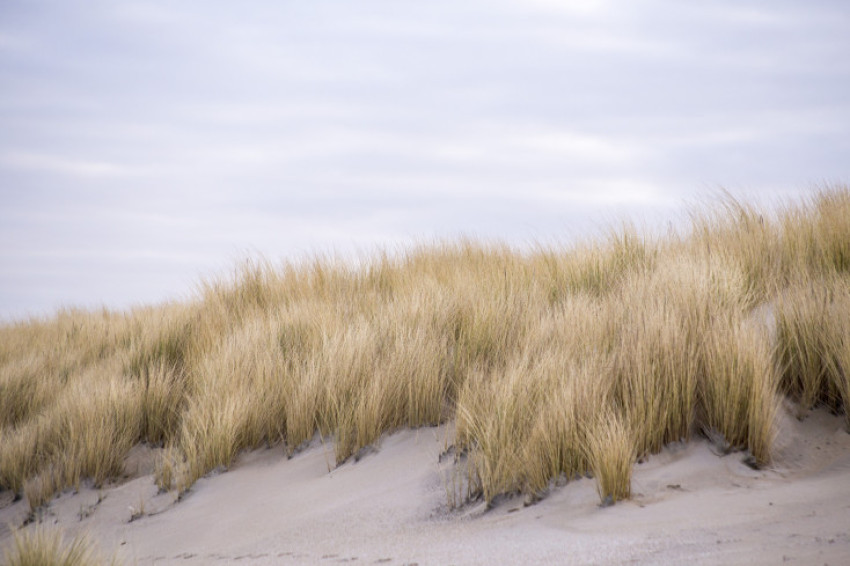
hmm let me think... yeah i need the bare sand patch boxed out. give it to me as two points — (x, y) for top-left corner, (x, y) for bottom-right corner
(2, 406), (849, 566)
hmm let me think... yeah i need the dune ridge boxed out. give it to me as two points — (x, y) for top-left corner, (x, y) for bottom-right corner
(2, 187), (850, 564)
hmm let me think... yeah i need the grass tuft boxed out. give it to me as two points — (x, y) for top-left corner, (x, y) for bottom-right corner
(1, 526), (115, 566)
(584, 410), (635, 504)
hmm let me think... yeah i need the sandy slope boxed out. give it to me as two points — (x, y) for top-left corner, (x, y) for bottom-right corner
(2, 407), (849, 566)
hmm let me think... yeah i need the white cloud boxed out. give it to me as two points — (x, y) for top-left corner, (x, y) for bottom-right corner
(108, 2), (186, 26)
(523, 0), (610, 16)
(515, 131), (643, 163)
(0, 152), (135, 178)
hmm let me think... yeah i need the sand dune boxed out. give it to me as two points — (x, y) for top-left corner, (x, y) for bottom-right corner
(2, 406), (849, 565)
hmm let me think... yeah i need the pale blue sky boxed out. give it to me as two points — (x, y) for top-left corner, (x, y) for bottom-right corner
(1, 0), (848, 320)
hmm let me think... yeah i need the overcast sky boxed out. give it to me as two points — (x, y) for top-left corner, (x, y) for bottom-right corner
(1, 0), (848, 320)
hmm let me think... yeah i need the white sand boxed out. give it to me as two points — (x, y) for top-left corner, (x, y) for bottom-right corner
(2, 406), (849, 565)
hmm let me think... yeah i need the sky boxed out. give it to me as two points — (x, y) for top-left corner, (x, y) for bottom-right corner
(1, 0), (848, 321)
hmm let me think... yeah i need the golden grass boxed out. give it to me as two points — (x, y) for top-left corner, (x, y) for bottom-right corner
(775, 274), (850, 425)
(1, 526), (115, 566)
(700, 315), (779, 465)
(1, 185), (849, 514)
(585, 410), (635, 504)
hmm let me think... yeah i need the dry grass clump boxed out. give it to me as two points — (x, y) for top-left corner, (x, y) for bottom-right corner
(1, 526), (116, 566)
(1, 185), (849, 511)
(0, 308), (126, 431)
(520, 353), (614, 496)
(779, 189), (850, 276)
(585, 410), (635, 504)
(688, 193), (782, 302)
(699, 315), (779, 465)
(172, 316), (289, 488)
(535, 225), (655, 300)
(7, 367), (143, 508)
(775, 275), (850, 425)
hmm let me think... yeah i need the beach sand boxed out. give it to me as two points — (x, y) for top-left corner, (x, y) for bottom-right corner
(2, 406), (849, 565)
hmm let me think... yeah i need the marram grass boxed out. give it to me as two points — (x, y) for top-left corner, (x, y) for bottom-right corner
(1, 526), (115, 566)
(1, 186), (850, 519)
